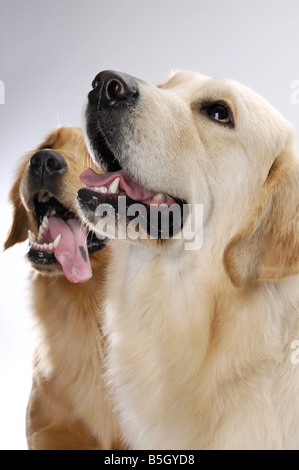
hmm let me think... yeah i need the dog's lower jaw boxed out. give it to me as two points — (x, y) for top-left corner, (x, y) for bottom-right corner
(31, 264), (64, 278)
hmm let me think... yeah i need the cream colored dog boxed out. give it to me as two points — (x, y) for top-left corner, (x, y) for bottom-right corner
(78, 70), (299, 449)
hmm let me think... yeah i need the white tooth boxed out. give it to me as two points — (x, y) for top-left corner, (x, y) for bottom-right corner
(42, 216), (49, 229)
(109, 177), (120, 194)
(48, 242), (54, 251)
(53, 234), (61, 248)
(37, 225), (44, 242)
(28, 230), (36, 244)
(99, 186), (108, 194)
(154, 193), (165, 200)
(38, 191), (50, 203)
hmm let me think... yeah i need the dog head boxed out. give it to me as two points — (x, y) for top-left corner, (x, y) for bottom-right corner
(78, 70), (299, 287)
(4, 126), (106, 283)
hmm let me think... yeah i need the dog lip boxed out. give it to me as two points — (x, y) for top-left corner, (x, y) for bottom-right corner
(27, 248), (58, 266)
(80, 168), (177, 207)
(77, 187), (188, 240)
(86, 125), (122, 173)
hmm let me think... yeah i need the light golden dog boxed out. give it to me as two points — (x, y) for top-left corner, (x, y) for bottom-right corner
(5, 126), (122, 450)
(78, 70), (299, 449)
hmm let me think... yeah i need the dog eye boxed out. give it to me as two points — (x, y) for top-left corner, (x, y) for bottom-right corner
(203, 103), (233, 125)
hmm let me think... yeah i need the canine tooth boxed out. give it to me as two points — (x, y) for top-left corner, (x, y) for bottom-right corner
(109, 177), (120, 194)
(38, 191), (50, 203)
(42, 216), (49, 228)
(37, 225), (44, 242)
(48, 242), (54, 251)
(28, 230), (36, 244)
(53, 234), (61, 248)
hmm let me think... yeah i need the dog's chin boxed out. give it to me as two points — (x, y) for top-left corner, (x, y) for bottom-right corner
(33, 265), (65, 278)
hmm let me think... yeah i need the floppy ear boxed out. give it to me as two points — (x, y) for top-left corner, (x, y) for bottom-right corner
(223, 149), (299, 287)
(4, 172), (29, 250)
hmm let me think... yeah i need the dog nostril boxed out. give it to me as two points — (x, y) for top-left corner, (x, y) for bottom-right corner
(47, 157), (61, 171)
(105, 78), (137, 101)
(30, 154), (42, 169)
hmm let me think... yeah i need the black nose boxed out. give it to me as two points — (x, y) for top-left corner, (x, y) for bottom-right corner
(29, 150), (67, 182)
(88, 70), (139, 107)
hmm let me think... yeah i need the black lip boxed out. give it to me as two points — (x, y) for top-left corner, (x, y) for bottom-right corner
(27, 231), (106, 266)
(85, 101), (123, 173)
(92, 130), (122, 173)
(77, 188), (188, 239)
(27, 249), (57, 265)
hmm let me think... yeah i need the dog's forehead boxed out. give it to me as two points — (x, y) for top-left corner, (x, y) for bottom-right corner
(158, 71), (247, 112)
(161, 71), (255, 104)
(157, 71), (211, 100)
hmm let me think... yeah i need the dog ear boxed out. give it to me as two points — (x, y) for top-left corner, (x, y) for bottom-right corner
(223, 149), (299, 287)
(4, 170), (29, 250)
(4, 128), (61, 251)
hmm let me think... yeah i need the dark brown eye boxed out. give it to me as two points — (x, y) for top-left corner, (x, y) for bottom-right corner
(204, 102), (233, 125)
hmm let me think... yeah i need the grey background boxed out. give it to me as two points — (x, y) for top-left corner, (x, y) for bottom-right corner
(0, 0), (298, 449)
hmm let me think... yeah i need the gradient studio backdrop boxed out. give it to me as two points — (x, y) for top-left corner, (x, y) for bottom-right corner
(0, 0), (298, 450)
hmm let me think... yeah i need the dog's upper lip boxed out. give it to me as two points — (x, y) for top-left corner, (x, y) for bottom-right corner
(79, 168), (176, 206)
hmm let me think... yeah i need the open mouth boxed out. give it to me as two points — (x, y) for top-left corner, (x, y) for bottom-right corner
(27, 191), (105, 283)
(77, 167), (188, 239)
(81, 116), (188, 238)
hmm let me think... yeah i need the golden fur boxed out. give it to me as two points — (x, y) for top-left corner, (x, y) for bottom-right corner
(5, 127), (123, 450)
(80, 70), (299, 449)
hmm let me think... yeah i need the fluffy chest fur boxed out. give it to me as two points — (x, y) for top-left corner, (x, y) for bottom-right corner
(104, 242), (299, 450)
(29, 269), (121, 449)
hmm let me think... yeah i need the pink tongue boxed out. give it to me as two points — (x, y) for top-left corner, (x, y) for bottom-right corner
(80, 168), (157, 202)
(49, 217), (92, 283)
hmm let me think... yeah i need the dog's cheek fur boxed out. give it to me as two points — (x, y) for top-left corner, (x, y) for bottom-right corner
(224, 149), (299, 287)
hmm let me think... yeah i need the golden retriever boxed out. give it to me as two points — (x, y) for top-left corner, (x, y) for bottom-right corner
(5, 126), (122, 450)
(78, 70), (299, 449)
